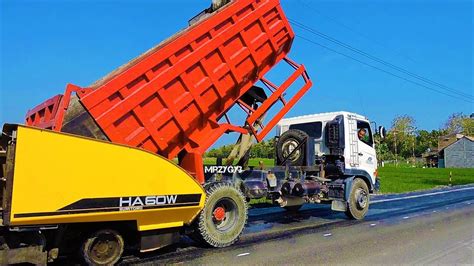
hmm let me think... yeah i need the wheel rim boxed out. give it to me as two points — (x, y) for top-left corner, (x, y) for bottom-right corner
(355, 188), (368, 209)
(282, 139), (301, 162)
(212, 198), (238, 232)
(88, 232), (122, 264)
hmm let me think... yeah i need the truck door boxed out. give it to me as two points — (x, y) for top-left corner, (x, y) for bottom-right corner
(355, 120), (377, 183)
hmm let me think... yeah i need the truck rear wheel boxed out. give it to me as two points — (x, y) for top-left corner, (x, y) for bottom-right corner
(81, 229), (124, 265)
(192, 183), (248, 247)
(345, 178), (370, 220)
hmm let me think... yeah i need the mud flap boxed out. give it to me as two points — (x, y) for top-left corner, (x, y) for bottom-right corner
(329, 176), (355, 212)
(331, 200), (347, 212)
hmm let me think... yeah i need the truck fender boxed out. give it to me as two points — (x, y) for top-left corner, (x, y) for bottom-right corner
(343, 176), (355, 201)
(344, 170), (374, 192)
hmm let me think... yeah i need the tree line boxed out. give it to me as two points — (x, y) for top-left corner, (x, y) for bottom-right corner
(206, 112), (474, 160)
(376, 112), (473, 161)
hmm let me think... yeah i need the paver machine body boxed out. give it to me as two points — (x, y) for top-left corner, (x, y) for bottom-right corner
(0, 0), (311, 264)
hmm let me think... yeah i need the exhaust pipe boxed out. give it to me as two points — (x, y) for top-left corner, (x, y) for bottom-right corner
(291, 181), (321, 197)
(280, 182), (292, 196)
(276, 196), (305, 208)
(291, 183), (304, 197)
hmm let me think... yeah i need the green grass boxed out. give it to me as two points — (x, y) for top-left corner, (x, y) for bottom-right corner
(379, 166), (474, 193)
(203, 157), (474, 194)
(203, 157), (274, 167)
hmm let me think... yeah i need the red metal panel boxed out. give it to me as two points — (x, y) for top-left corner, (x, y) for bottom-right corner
(24, 0), (313, 183)
(24, 84), (84, 130)
(25, 95), (62, 130)
(77, 0), (295, 159)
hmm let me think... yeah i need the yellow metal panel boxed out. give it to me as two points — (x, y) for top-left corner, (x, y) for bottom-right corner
(9, 126), (205, 230)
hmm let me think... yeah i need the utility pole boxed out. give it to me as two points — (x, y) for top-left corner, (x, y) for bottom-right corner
(409, 128), (416, 166)
(393, 130), (398, 167)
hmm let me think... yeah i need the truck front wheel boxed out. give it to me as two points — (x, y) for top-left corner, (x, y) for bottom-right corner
(192, 183), (248, 247)
(345, 178), (369, 220)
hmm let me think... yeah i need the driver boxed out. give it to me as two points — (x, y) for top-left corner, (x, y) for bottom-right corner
(358, 128), (369, 142)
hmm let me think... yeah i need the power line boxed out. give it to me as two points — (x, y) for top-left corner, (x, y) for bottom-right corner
(290, 18), (473, 100)
(290, 18), (474, 100)
(295, 34), (473, 104)
(295, 0), (419, 64)
(289, 18), (474, 100)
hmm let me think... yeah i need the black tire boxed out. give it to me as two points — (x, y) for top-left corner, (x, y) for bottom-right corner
(81, 229), (124, 265)
(345, 178), (370, 220)
(192, 183), (248, 248)
(276, 129), (308, 166)
(284, 204), (303, 212)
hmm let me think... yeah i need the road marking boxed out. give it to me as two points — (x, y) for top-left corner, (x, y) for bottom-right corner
(370, 223), (376, 227)
(371, 187), (474, 204)
(323, 233), (332, 237)
(237, 252), (250, 257)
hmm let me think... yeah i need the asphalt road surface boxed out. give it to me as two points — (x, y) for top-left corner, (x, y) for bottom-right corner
(127, 184), (474, 265)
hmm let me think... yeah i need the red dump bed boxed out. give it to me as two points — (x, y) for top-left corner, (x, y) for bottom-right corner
(26, 0), (312, 182)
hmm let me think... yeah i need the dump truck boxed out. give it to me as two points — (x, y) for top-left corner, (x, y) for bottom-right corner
(0, 0), (312, 264)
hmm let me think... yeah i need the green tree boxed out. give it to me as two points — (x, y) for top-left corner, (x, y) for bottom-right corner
(206, 138), (275, 159)
(375, 139), (391, 161)
(443, 113), (474, 135)
(250, 137), (275, 158)
(386, 115), (417, 159)
(415, 129), (443, 156)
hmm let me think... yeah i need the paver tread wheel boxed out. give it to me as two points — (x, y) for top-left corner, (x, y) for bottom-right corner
(81, 229), (124, 266)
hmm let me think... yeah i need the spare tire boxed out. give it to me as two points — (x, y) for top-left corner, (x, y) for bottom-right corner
(276, 129), (308, 166)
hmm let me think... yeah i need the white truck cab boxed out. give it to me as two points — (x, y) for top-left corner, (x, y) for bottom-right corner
(276, 111), (379, 191)
(226, 111), (384, 220)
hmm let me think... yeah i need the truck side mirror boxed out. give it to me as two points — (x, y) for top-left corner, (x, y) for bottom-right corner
(378, 126), (386, 140)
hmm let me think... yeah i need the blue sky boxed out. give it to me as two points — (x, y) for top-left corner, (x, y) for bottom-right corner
(1, 0), (472, 147)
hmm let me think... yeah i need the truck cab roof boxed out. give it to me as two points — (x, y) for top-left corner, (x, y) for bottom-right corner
(278, 111), (369, 126)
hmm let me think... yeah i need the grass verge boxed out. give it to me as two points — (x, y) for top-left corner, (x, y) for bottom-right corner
(378, 166), (474, 193)
(203, 158), (474, 194)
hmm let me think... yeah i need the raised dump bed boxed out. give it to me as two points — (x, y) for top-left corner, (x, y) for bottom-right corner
(25, 0), (312, 182)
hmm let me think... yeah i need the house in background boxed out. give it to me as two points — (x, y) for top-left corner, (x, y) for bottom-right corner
(422, 148), (439, 168)
(437, 134), (474, 168)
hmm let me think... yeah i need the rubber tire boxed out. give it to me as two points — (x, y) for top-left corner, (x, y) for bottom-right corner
(276, 129), (308, 166)
(81, 229), (124, 266)
(345, 178), (370, 220)
(284, 204), (303, 212)
(192, 183), (248, 248)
